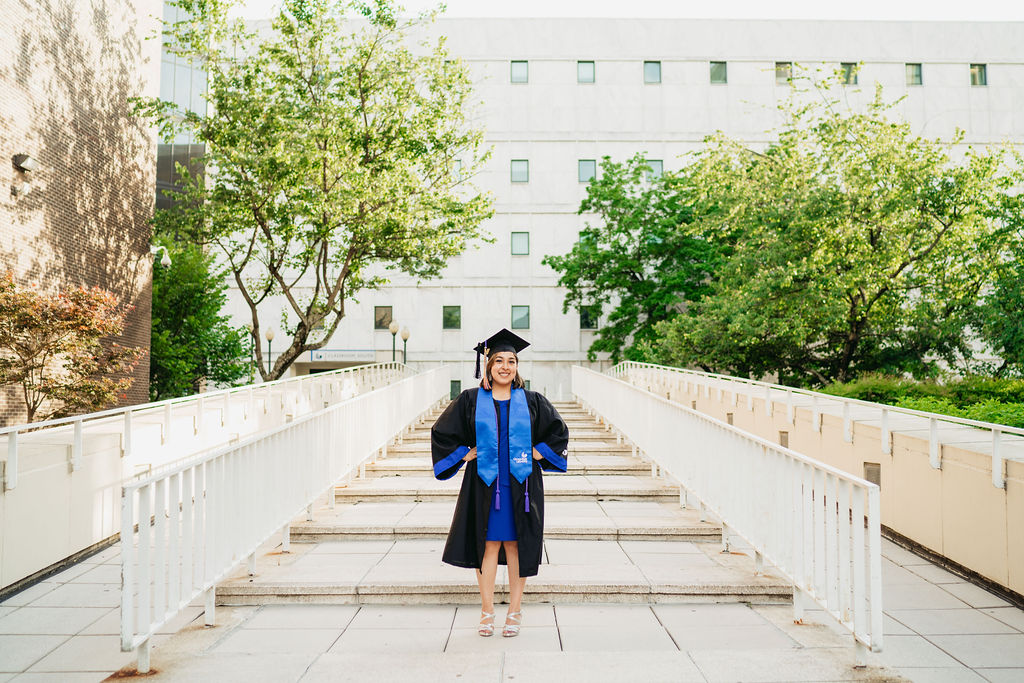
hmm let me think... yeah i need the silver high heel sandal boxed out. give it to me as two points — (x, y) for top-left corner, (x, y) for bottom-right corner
(503, 610), (521, 637)
(478, 610), (495, 637)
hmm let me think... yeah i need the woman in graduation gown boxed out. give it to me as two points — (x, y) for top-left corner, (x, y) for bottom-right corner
(431, 329), (569, 638)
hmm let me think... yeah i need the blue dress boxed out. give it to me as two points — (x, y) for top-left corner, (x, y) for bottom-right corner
(485, 399), (517, 541)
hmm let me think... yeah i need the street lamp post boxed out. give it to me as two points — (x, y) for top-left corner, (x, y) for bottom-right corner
(401, 327), (410, 364)
(388, 320), (399, 362)
(265, 327), (275, 377)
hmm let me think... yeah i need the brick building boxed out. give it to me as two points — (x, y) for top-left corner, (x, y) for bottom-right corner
(0, 0), (162, 425)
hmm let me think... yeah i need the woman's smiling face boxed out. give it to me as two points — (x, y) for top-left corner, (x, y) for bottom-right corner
(488, 351), (517, 387)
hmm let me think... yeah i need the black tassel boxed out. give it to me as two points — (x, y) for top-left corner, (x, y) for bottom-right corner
(474, 347), (482, 379)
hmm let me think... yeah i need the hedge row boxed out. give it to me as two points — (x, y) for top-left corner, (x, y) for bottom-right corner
(821, 375), (1024, 429)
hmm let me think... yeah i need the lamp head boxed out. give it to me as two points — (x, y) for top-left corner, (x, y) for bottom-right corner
(265, 327), (275, 342)
(13, 154), (39, 172)
(388, 320), (399, 335)
(401, 327), (410, 341)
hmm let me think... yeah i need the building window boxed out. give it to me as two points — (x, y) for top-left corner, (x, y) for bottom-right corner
(511, 232), (530, 255)
(580, 305), (599, 330)
(578, 159), (597, 183)
(510, 60), (528, 84)
(511, 305), (530, 329)
(840, 62), (858, 85)
(524, 379), (531, 390)
(906, 63), (923, 86)
(511, 159), (529, 183)
(710, 61), (727, 84)
(645, 159), (663, 180)
(775, 62), (792, 85)
(577, 60), (595, 84)
(644, 61), (661, 84)
(970, 63), (987, 86)
(442, 305), (461, 329)
(374, 306), (393, 330)
(450, 380), (462, 400)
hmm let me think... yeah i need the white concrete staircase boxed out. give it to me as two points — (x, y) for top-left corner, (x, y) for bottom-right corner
(216, 402), (792, 605)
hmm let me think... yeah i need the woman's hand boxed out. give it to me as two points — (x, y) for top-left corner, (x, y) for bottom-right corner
(532, 447), (543, 461)
(463, 447), (477, 462)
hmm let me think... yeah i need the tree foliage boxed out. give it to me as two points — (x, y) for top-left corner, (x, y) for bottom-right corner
(150, 237), (249, 400)
(0, 272), (145, 422)
(135, 0), (493, 379)
(973, 238), (1024, 378)
(647, 75), (1023, 386)
(542, 154), (717, 362)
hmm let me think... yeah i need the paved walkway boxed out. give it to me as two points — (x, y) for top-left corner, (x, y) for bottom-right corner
(1, 536), (1022, 681)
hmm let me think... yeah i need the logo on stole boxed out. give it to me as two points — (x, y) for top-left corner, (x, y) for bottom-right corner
(513, 451), (529, 465)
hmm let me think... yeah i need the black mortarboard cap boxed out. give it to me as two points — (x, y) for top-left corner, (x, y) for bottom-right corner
(472, 328), (530, 378)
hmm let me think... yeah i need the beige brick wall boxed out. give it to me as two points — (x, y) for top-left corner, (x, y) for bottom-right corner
(0, 0), (161, 425)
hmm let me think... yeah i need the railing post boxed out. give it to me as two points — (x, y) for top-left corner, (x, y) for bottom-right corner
(204, 588), (216, 626)
(4, 432), (17, 491)
(842, 402), (852, 443)
(71, 420), (83, 472)
(163, 403), (172, 444)
(880, 408), (891, 455)
(123, 410), (133, 458)
(137, 639), (151, 674)
(929, 417), (941, 469)
(282, 524), (291, 552)
(992, 430), (1005, 489)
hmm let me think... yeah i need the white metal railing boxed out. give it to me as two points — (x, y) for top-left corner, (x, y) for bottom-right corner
(119, 366), (448, 672)
(1, 362), (410, 492)
(573, 366), (883, 657)
(611, 361), (1023, 489)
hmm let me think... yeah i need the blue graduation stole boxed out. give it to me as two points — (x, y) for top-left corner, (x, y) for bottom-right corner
(475, 388), (533, 487)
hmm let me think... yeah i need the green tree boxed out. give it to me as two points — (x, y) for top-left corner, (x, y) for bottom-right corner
(649, 75), (1023, 385)
(974, 238), (1024, 378)
(542, 154), (716, 362)
(150, 237), (249, 400)
(0, 273), (145, 421)
(135, 0), (492, 380)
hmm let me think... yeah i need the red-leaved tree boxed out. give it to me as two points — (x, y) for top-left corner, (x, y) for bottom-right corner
(0, 272), (146, 422)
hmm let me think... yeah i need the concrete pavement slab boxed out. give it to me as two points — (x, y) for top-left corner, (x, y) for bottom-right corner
(299, 652), (501, 683)
(905, 563), (968, 584)
(244, 605), (359, 630)
(558, 623), (677, 651)
(554, 604), (661, 628)
(69, 564), (122, 584)
(883, 558), (935, 585)
(689, 647), (884, 682)
(23, 634), (138, 673)
(306, 540), (394, 554)
(444, 625), (561, 651)
(882, 583), (971, 610)
(0, 607), (108, 635)
(0, 583), (58, 608)
(0, 635), (67, 672)
(867, 634), (963, 668)
(628, 552), (716, 568)
(10, 673), (110, 682)
(752, 606), (855, 648)
(927, 634), (1024, 668)
(544, 539), (632, 565)
(980, 607), (1024, 631)
(347, 605), (455, 630)
(655, 603), (770, 628)
(667, 624), (797, 650)
(883, 540), (933, 566)
(144, 652), (317, 683)
(213, 627), (342, 654)
(939, 583), (1013, 609)
(502, 651), (707, 682)
(892, 666), (988, 682)
(977, 669), (1024, 682)
(618, 540), (704, 554)
(327, 626), (449, 653)
(888, 609), (1018, 635)
(24, 584), (120, 609)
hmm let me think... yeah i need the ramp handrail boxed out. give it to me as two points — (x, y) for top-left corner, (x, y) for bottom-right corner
(573, 366), (883, 655)
(611, 361), (1021, 489)
(1, 362), (410, 492)
(119, 366), (448, 672)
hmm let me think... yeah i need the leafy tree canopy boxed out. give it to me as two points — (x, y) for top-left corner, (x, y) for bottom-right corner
(136, 0), (493, 379)
(150, 237), (249, 400)
(0, 273), (145, 422)
(646, 74), (1023, 386)
(542, 154), (718, 362)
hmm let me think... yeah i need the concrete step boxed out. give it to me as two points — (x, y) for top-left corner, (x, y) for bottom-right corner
(289, 500), (720, 542)
(216, 536), (789, 606)
(400, 430), (623, 443)
(366, 454), (650, 477)
(334, 474), (680, 503)
(385, 441), (635, 456)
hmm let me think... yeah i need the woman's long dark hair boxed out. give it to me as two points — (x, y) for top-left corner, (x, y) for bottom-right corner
(481, 352), (525, 389)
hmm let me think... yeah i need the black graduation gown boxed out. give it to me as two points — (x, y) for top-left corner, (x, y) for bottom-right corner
(431, 388), (570, 577)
